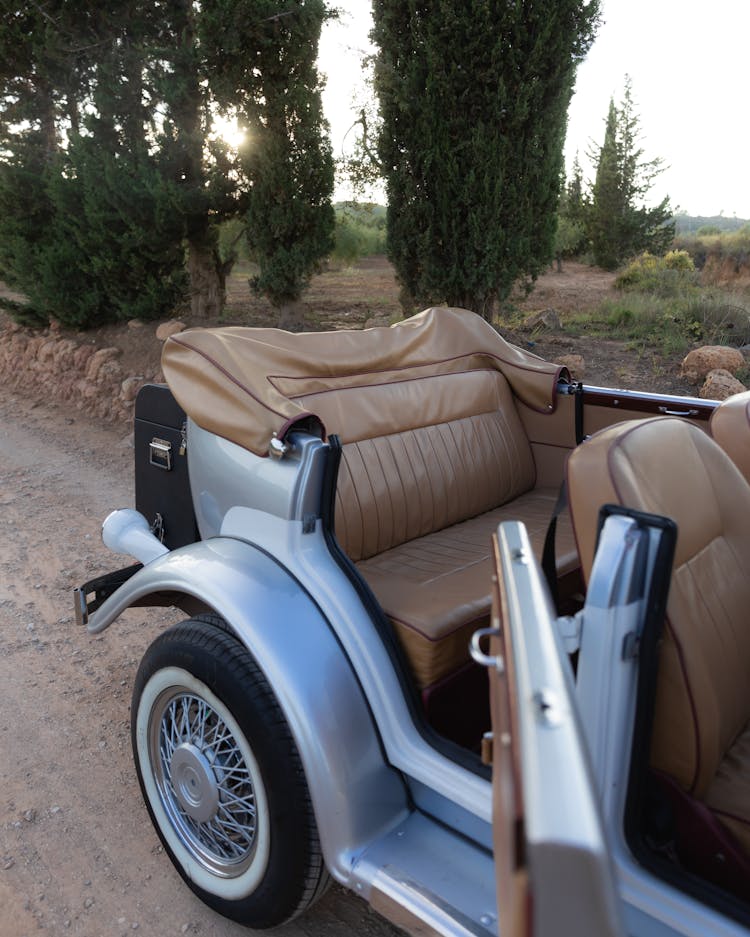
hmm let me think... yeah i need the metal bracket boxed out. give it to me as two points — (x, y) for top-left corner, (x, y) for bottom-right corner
(470, 626), (505, 672)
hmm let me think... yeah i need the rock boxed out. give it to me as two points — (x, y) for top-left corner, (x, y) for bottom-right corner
(127, 319), (145, 329)
(524, 308), (561, 331)
(52, 339), (78, 369)
(555, 354), (585, 381)
(72, 345), (96, 369)
(95, 359), (123, 384)
(120, 376), (144, 402)
(699, 369), (747, 400)
(85, 347), (121, 381)
(155, 319), (185, 341)
(681, 346), (745, 383)
(37, 340), (58, 364)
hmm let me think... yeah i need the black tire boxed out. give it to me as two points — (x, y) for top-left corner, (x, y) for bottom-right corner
(131, 617), (329, 928)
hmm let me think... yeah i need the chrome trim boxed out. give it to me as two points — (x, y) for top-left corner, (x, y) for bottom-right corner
(469, 627), (503, 671)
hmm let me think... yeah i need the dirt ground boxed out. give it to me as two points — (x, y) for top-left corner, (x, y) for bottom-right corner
(0, 389), (403, 937)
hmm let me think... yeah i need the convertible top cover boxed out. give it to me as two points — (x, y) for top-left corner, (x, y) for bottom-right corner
(161, 307), (569, 456)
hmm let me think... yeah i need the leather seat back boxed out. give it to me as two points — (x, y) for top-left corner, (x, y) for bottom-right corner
(295, 369), (536, 562)
(567, 417), (750, 797)
(710, 390), (750, 485)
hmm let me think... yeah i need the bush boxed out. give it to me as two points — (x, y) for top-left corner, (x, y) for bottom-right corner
(681, 290), (750, 345)
(663, 249), (695, 272)
(554, 216), (587, 259)
(330, 213), (387, 266)
(615, 251), (699, 296)
(566, 283), (750, 355)
(674, 229), (750, 272)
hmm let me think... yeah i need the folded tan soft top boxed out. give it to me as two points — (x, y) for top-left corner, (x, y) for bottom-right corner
(161, 306), (569, 456)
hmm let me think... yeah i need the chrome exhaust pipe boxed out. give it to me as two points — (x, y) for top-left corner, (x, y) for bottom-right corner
(102, 509), (169, 565)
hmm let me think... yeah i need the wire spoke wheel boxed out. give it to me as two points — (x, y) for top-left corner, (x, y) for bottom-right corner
(132, 618), (329, 928)
(151, 689), (259, 878)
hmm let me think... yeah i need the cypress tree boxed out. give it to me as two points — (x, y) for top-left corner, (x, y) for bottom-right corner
(372, 0), (600, 320)
(588, 100), (624, 270)
(588, 77), (674, 270)
(201, 0), (335, 328)
(0, 0), (334, 328)
(0, 1), (189, 325)
(153, 0), (242, 318)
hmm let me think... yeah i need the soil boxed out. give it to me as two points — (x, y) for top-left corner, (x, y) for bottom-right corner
(0, 258), (705, 937)
(0, 391), (404, 936)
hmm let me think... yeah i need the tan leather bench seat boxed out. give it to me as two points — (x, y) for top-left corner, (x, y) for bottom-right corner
(318, 368), (575, 690)
(357, 490), (577, 687)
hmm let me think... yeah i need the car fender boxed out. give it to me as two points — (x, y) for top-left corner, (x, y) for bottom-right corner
(85, 536), (409, 884)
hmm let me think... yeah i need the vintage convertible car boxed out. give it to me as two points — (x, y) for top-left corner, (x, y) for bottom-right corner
(74, 307), (750, 935)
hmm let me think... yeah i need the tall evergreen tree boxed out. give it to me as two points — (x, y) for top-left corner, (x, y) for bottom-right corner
(588, 76), (674, 270)
(0, 1), (334, 328)
(566, 152), (587, 226)
(152, 0), (243, 318)
(0, 0), (189, 324)
(201, 0), (335, 328)
(372, 0), (600, 320)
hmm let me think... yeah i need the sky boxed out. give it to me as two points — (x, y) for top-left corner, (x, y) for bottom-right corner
(319, 1), (750, 219)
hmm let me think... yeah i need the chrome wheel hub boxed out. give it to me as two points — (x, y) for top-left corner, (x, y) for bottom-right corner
(150, 689), (259, 877)
(170, 743), (220, 824)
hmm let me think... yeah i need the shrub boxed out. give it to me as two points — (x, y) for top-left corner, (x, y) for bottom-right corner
(681, 290), (750, 345)
(330, 214), (387, 266)
(663, 249), (695, 272)
(566, 285), (750, 355)
(615, 251), (699, 295)
(674, 229), (750, 272)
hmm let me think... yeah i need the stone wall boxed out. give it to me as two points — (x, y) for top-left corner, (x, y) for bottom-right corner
(0, 321), (160, 425)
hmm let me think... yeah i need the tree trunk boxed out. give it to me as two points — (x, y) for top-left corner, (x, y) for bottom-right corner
(276, 300), (307, 332)
(188, 241), (225, 318)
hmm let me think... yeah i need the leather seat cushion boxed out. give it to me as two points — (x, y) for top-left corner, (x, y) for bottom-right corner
(357, 488), (577, 688)
(705, 721), (750, 855)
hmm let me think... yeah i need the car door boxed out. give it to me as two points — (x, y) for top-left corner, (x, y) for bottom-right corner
(478, 520), (626, 937)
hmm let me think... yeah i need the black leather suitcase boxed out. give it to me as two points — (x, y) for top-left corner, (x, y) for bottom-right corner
(134, 384), (199, 550)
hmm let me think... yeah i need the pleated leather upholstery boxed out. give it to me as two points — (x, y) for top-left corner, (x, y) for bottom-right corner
(330, 371), (536, 562)
(298, 367), (571, 689)
(567, 417), (750, 855)
(336, 409), (536, 562)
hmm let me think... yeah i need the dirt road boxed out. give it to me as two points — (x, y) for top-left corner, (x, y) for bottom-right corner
(0, 389), (402, 937)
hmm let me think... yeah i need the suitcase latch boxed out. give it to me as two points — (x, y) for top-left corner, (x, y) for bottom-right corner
(149, 437), (172, 471)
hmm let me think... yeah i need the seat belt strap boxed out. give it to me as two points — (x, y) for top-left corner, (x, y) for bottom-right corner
(541, 479), (568, 609)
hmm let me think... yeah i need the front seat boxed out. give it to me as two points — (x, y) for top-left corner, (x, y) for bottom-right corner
(566, 416), (750, 874)
(710, 389), (750, 485)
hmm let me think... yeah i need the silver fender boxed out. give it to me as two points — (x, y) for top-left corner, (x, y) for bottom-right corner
(87, 536), (409, 884)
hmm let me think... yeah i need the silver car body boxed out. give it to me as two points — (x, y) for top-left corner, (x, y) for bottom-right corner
(82, 415), (747, 937)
